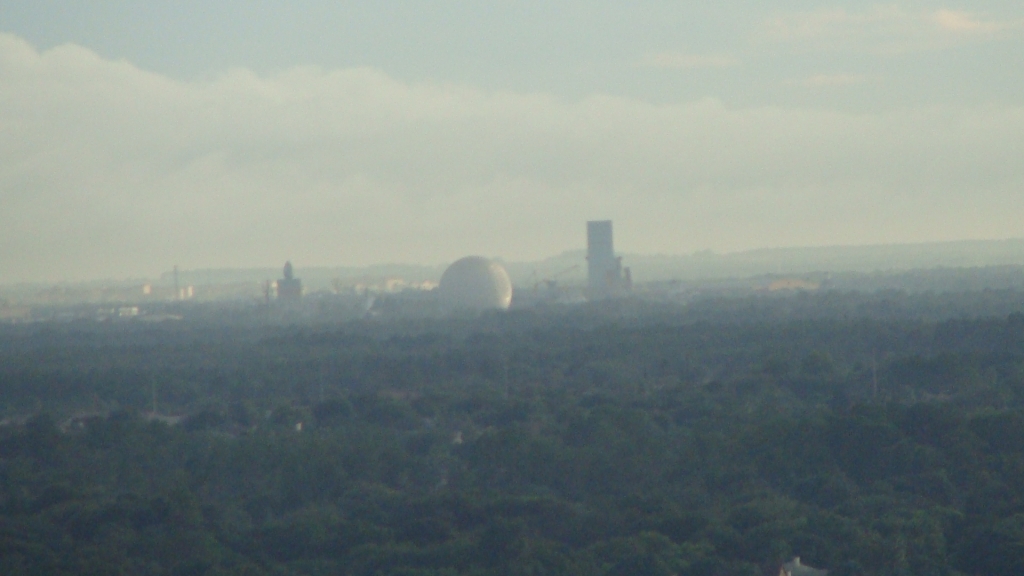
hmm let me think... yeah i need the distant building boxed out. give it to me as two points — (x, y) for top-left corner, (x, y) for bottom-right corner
(586, 220), (631, 300)
(277, 261), (302, 301)
(438, 256), (513, 311)
(779, 557), (827, 576)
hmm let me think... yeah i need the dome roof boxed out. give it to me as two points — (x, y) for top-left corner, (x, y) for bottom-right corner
(438, 256), (513, 310)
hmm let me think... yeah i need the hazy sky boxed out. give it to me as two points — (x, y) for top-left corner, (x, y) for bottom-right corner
(2, 1), (1024, 282)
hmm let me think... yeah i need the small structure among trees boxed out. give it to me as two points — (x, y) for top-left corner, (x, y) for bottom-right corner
(779, 557), (827, 576)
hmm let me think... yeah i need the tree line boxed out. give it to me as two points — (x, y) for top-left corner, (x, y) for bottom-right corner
(3, 290), (1024, 574)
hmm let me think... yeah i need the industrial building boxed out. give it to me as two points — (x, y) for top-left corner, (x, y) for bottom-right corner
(586, 220), (631, 300)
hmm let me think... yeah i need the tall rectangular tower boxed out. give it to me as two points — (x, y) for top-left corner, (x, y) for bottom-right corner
(587, 220), (621, 300)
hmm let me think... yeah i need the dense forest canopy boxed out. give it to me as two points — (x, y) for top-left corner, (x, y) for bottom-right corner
(3, 289), (1024, 575)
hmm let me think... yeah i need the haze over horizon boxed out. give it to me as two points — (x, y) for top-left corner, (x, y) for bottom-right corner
(3, 1), (1024, 283)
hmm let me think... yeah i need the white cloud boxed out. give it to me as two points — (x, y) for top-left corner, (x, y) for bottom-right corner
(760, 6), (1019, 53)
(1, 34), (1024, 282)
(639, 52), (740, 69)
(931, 9), (1006, 33)
(794, 74), (877, 88)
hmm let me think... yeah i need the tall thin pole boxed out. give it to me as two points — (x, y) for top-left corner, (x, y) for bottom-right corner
(872, 351), (879, 400)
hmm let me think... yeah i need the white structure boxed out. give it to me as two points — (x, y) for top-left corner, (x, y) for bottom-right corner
(438, 256), (513, 310)
(779, 557), (828, 576)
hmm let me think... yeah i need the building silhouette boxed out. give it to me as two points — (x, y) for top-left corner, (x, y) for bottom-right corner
(277, 261), (302, 301)
(586, 220), (631, 300)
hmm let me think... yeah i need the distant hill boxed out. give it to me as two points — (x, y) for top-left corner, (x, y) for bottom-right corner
(514, 239), (1024, 285)
(109, 238), (1024, 290)
(159, 264), (446, 292)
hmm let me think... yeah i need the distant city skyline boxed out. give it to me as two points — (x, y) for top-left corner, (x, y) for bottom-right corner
(2, 1), (1023, 282)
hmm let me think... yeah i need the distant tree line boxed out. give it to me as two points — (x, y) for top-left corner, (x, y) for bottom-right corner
(2, 290), (1024, 574)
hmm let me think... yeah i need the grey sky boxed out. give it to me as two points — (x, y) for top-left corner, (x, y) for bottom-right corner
(2, 2), (1023, 281)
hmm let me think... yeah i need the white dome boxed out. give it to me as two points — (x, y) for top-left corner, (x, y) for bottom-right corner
(439, 256), (513, 310)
